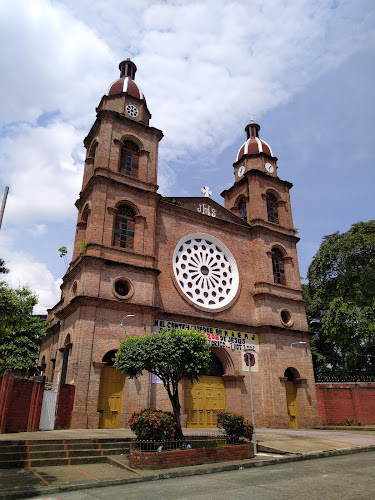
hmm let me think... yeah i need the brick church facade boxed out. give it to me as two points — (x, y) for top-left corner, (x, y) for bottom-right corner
(39, 60), (320, 429)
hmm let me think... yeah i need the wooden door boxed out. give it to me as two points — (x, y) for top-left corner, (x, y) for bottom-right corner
(98, 366), (124, 428)
(185, 376), (225, 428)
(285, 380), (298, 427)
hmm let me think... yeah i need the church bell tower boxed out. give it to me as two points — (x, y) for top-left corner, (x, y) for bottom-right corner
(47, 60), (163, 428)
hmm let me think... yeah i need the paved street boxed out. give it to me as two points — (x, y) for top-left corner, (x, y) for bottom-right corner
(24, 450), (375, 500)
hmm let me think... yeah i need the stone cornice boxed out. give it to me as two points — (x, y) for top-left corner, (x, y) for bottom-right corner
(253, 290), (308, 306)
(75, 169), (160, 210)
(53, 295), (161, 320)
(62, 253), (160, 285)
(84, 108), (163, 147)
(221, 168), (293, 198)
(250, 221), (299, 242)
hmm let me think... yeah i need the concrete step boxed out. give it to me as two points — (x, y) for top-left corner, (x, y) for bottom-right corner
(0, 438), (131, 468)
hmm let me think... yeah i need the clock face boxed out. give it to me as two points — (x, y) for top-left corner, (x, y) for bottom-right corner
(173, 233), (239, 310)
(125, 104), (139, 117)
(238, 165), (245, 177)
(265, 162), (274, 173)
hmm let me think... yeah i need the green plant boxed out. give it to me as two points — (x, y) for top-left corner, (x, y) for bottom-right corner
(345, 418), (361, 427)
(78, 239), (87, 255)
(216, 410), (253, 440)
(58, 246), (68, 267)
(129, 409), (178, 441)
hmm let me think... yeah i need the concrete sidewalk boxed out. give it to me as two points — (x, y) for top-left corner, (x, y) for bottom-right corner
(1, 427), (375, 500)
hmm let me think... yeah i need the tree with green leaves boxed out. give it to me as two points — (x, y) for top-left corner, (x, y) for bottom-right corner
(0, 315), (47, 375)
(115, 328), (211, 440)
(304, 220), (375, 377)
(0, 259), (46, 374)
(0, 281), (41, 342)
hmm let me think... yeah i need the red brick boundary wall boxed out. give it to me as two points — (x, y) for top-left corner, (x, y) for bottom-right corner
(0, 372), (44, 433)
(316, 382), (375, 425)
(129, 443), (254, 469)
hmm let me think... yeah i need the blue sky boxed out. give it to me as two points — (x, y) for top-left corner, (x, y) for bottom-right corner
(0, 0), (374, 313)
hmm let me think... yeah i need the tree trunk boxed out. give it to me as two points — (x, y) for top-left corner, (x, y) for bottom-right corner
(170, 390), (184, 440)
(165, 381), (184, 440)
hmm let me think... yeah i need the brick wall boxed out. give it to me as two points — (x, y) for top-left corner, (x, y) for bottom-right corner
(316, 382), (375, 425)
(0, 373), (44, 433)
(129, 443), (254, 469)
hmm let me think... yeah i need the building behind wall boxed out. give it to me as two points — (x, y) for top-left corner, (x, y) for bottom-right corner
(40, 60), (321, 429)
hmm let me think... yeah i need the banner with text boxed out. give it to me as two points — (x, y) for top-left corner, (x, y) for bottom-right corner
(153, 319), (259, 373)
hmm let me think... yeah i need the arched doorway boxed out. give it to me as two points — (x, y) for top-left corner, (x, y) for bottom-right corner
(98, 350), (124, 428)
(185, 352), (225, 428)
(284, 368), (298, 427)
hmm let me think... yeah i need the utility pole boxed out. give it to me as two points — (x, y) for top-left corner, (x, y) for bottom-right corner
(0, 186), (9, 230)
(246, 351), (257, 454)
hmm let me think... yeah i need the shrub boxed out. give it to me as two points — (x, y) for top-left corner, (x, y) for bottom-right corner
(129, 409), (178, 441)
(216, 410), (253, 441)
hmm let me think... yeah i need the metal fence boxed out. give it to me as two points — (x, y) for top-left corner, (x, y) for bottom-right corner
(315, 374), (375, 383)
(131, 433), (249, 452)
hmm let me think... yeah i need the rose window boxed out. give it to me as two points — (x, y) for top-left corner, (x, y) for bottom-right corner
(125, 104), (139, 117)
(173, 233), (239, 310)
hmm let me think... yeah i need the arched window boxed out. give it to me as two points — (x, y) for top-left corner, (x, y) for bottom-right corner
(238, 198), (247, 222)
(89, 141), (98, 159)
(119, 141), (139, 178)
(82, 205), (89, 222)
(272, 248), (286, 285)
(60, 334), (72, 386)
(113, 205), (135, 249)
(266, 193), (279, 224)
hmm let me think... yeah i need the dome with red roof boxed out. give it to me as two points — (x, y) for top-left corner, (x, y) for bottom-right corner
(107, 59), (146, 101)
(236, 122), (273, 162)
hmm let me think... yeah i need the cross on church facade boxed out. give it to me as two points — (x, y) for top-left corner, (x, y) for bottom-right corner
(201, 186), (212, 198)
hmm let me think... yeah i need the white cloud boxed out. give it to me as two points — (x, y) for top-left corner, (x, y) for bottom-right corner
(0, 121), (83, 223)
(29, 224), (48, 237)
(0, 241), (61, 315)
(0, 0), (114, 128)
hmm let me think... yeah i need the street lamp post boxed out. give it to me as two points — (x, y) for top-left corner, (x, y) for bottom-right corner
(245, 351), (257, 455)
(120, 314), (134, 328)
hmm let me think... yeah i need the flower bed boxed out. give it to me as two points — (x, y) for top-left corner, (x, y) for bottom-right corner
(129, 442), (254, 469)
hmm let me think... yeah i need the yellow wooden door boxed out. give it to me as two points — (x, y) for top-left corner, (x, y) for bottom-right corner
(98, 366), (124, 428)
(285, 380), (298, 427)
(185, 376), (225, 428)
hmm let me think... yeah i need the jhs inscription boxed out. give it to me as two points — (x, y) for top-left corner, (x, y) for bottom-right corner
(197, 204), (216, 217)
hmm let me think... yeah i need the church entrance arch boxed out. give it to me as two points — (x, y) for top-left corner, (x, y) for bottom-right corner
(98, 350), (124, 429)
(185, 351), (225, 428)
(284, 368), (299, 428)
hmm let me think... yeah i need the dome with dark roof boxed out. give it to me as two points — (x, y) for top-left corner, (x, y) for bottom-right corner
(236, 122), (273, 162)
(107, 59), (146, 101)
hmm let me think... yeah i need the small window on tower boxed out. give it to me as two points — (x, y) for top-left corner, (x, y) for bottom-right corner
(119, 141), (139, 178)
(272, 248), (286, 285)
(238, 198), (247, 222)
(113, 205), (135, 250)
(266, 193), (279, 224)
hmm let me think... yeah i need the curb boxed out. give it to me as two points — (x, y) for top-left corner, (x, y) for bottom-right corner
(2, 445), (375, 500)
(315, 426), (375, 432)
